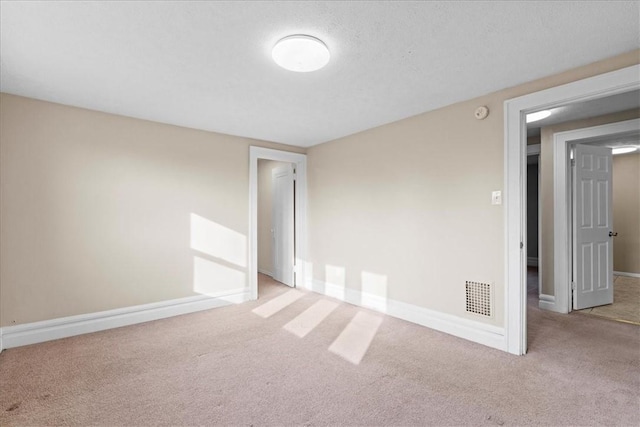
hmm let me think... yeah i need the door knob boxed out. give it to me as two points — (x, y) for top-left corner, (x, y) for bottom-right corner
(609, 231), (618, 237)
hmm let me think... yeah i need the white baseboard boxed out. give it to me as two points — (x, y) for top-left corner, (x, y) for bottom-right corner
(614, 271), (640, 278)
(258, 269), (273, 277)
(310, 280), (506, 352)
(0, 289), (250, 350)
(527, 257), (539, 267)
(538, 293), (562, 312)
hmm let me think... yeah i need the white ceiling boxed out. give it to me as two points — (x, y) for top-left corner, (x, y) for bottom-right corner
(1, 1), (639, 147)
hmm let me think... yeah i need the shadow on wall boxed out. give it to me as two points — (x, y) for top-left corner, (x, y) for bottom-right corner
(190, 213), (248, 298)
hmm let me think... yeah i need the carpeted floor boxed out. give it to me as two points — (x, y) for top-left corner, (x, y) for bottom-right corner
(1, 274), (638, 426)
(577, 275), (640, 325)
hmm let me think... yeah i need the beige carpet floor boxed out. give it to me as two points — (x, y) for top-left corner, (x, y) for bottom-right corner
(1, 274), (639, 426)
(577, 275), (640, 325)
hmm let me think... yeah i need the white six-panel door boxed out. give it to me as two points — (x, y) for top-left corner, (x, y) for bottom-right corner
(572, 144), (614, 310)
(271, 164), (295, 287)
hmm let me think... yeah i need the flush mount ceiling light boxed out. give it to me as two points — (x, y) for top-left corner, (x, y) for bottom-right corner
(272, 35), (330, 72)
(526, 110), (552, 123)
(612, 146), (638, 155)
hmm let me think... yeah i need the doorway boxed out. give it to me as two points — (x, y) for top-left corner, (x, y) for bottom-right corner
(550, 118), (639, 314)
(257, 159), (296, 289)
(504, 64), (640, 355)
(524, 116), (640, 342)
(571, 141), (640, 324)
(559, 126), (640, 324)
(249, 147), (307, 300)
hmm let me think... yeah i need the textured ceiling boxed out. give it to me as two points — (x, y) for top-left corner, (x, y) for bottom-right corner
(1, 1), (639, 147)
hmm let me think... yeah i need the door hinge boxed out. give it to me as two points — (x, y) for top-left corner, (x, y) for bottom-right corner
(571, 281), (576, 290)
(571, 159), (576, 167)
(293, 168), (297, 181)
(520, 242), (524, 249)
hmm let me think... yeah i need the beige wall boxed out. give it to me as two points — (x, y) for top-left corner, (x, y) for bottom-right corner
(539, 109), (640, 295)
(307, 50), (639, 327)
(257, 159), (290, 276)
(1, 49), (638, 330)
(527, 135), (541, 146)
(613, 152), (640, 274)
(0, 94), (304, 326)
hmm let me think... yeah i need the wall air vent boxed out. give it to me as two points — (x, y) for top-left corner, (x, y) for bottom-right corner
(465, 281), (492, 317)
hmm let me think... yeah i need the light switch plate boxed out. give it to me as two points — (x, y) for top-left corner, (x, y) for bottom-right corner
(491, 191), (502, 205)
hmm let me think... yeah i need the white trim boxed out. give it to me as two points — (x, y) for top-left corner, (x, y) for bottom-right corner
(538, 160), (543, 299)
(249, 147), (307, 300)
(614, 271), (640, 278)
(553, 119), (640, 314)
(538, 294), (560, 312)
(310, 280), (507, 352)
(527, 144), (541, 156)
(504, 64), (640, 355)
(0, 289), (250, 349)
(527, 257), (539, 267)
(258, 268), (273, 277)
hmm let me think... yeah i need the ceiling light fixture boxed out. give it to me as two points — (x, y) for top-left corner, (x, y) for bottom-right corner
(612, 146), (638, 155)
(272, 35), (330, 72)
(526, 110), (552, 123)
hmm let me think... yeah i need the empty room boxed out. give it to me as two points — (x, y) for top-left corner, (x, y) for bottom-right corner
(1, 1), (639, 426)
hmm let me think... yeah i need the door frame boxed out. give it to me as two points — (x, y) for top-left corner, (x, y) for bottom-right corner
(249, 146), (307, 300)
(503, 64), (639, 355)
(553, 119), (640, 313)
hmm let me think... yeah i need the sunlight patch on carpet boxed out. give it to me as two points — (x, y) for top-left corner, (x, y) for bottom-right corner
(283, 299), (339, 338)
(252, 289), (303, 318)
(329, 311), (383, 365)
